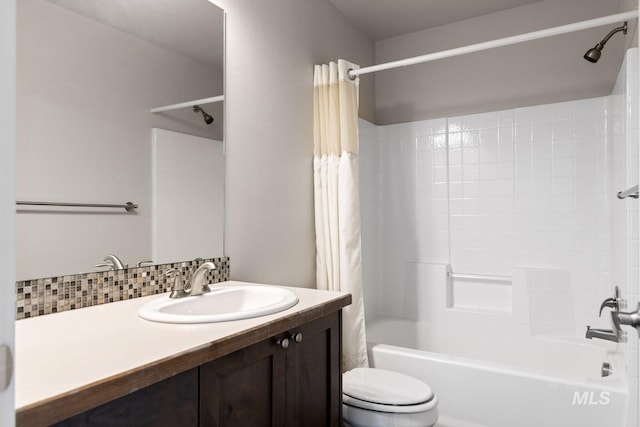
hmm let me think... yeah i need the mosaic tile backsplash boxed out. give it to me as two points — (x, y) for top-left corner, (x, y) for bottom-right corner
(15, 257), (230, 320)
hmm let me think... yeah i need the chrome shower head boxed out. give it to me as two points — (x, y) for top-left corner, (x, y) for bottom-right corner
(584, 21), (627, 63)
(193, 105), (214, 125)
(584, 46), (602, 63)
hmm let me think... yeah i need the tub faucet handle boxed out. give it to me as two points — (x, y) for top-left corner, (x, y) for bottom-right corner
(599, 297), (617, 317)
(599, 286), (624, 317)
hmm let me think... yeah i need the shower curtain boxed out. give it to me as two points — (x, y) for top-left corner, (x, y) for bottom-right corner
(313, 59), (368, 371)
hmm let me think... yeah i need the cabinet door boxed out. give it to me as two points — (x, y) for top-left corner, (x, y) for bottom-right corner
(200, 336), (287, 427)
(285, 312), (342, 427)
(53, 368), (199, 427)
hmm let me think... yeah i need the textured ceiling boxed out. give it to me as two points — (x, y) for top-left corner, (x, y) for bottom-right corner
(48, 0), (224, 71)
(328, 0), (552, 40)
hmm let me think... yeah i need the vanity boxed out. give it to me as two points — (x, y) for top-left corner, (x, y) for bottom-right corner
(15, 282), (350, 426)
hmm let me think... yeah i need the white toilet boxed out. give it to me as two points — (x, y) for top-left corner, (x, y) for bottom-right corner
(342, 368), (439, 427)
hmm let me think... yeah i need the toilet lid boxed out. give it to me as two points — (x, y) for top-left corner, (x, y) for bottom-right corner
(343, 368), (433, 406)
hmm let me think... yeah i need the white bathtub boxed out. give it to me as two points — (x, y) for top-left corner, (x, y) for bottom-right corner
(366, 317), (629, 427)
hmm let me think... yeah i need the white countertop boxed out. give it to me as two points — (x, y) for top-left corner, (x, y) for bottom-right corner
(15, 281), (349, 411)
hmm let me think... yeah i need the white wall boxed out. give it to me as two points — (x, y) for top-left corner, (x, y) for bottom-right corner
(211, 0), (375, 287)
(16, 0), (223, 280)
(0, 0), (15, 423)
(375, 0), (632, 125)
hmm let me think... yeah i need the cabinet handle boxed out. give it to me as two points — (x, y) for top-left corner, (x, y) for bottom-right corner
(277, 337), (290, 349)
(290, 332), (303, 343)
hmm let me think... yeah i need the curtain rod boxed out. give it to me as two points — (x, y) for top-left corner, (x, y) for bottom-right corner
(150, 95), (224, 114)
(348, 10), (639, 79)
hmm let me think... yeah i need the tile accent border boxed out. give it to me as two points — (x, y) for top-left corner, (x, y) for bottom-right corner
(15, 257), (230, 320)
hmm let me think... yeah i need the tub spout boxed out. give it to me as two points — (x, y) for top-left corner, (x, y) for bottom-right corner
(585, 326), (623, 342)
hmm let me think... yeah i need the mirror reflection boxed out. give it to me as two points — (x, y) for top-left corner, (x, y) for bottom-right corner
(16, 0), (225, 281)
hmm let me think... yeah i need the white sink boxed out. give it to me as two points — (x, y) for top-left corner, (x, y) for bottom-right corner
(138, 283), (299, 324)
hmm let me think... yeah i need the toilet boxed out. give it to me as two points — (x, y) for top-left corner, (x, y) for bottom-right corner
(342, 368), (439, 427)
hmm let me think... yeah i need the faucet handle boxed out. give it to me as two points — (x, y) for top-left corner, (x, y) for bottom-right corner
(166, 269), (188, 299)
(599, 285), (625, 316)
(599, 297), (618, 317)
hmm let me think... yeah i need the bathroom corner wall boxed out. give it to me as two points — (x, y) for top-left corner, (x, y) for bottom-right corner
(212, 0), (375, 287)
(360, 50), (639, 340)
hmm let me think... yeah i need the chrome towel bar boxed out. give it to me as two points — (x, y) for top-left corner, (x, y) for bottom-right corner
(617, 185), (639, 199)
(16, 201), (138, 212)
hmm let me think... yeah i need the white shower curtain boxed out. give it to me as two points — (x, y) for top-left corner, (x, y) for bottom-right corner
(313, 59), (368, 371)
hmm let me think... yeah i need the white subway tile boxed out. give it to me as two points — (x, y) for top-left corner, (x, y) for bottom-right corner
(449, 148), (462, 165)
(480, 128), (499, 146)
(529, 104), (553, 123)
(462, 131), (480, 148)
(574, 97), (606, 118)
(462, 163), (479, 180)
(448, 117), (462, 133)
(461, 114), (481, 131)
(463, 147), (479, 164)
(478, 162), (498, 180)
(552, 157), (573, 177)
(499, 141), (514, 162)
(532, 122), (553, 143)
(497, 109), (514, 127)
(551, 101), (574, 120)
(515, 124), (533, 145)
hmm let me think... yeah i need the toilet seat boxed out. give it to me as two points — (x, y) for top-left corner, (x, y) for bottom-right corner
(343, 368), (436, 414)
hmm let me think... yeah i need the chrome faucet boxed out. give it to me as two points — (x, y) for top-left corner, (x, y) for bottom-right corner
(585, 326), (621, 342)
(94, 254), (127, 270)
(586, 286), (627, 343)
(186, 261), (217, 296)
(611, 302), (640, 338)
(165, 269), (188, 299)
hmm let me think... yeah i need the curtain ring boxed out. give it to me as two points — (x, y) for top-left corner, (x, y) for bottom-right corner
(347, 68), (357, 81)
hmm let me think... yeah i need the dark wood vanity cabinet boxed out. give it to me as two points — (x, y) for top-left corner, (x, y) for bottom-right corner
(53, 368), (199, 427)
(53, 311), (342, 427)
(200, 311), (342, 427)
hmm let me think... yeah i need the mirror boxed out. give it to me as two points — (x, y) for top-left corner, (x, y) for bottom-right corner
(16, 0), (225, 281)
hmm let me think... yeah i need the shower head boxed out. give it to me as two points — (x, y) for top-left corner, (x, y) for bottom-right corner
(193, 105), (214, 125)
(584, 21), (627, 63)
(583, 46), (602, 63)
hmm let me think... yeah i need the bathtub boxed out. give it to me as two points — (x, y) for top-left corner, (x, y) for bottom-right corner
(366, 317), (629, 427)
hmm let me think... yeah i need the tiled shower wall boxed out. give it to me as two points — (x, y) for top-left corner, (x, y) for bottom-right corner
(611, 49), (640, 426)
(360, 50), (638, 340)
